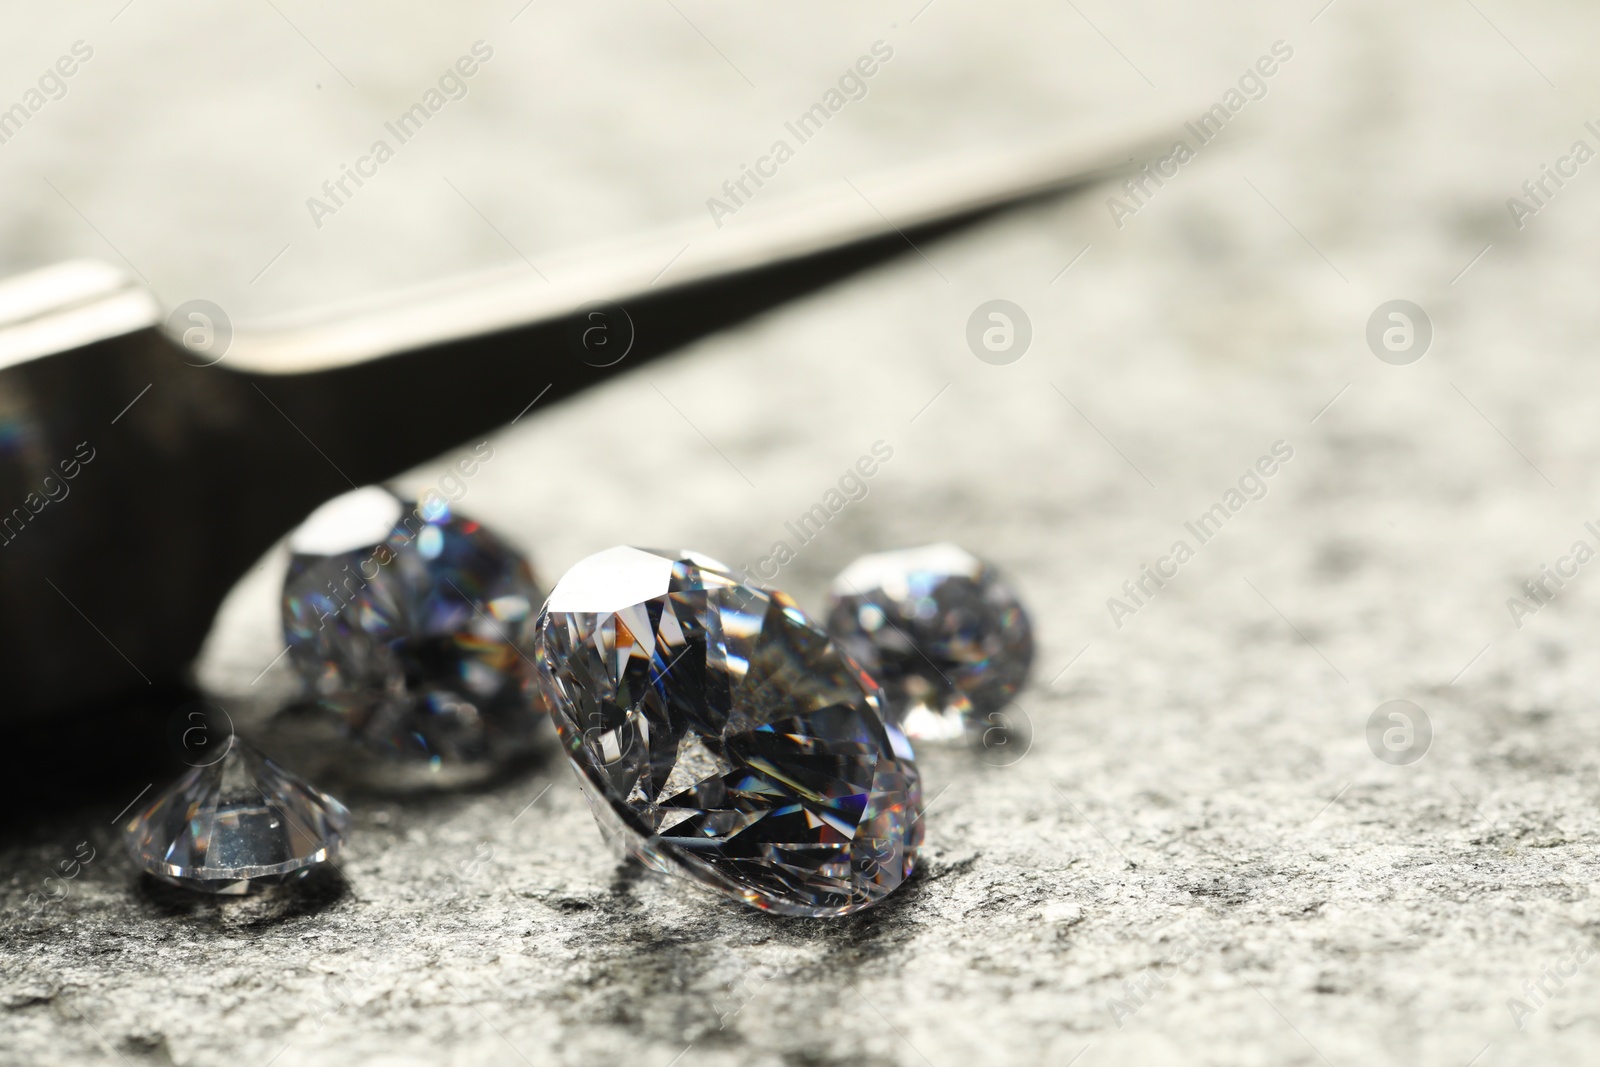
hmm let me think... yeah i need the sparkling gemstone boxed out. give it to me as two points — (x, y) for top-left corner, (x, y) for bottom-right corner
(123, 738), (349, 894)
(825, 543), (1034, 742)
(534, 546), (922, 917)
(282, 485), (545, 777)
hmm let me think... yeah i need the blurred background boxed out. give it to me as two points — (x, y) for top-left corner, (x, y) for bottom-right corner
(6, 1), (1600, 1065)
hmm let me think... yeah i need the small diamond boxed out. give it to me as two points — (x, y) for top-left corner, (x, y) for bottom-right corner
(826, 543), (1034, 742)
(282, 486), (546, 776)
(123, 738), (349, 894)
(535, 547), (922, 917)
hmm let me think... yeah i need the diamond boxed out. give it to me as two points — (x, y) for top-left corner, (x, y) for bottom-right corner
(534, 547), (922, 917)
(825, 543), (1034, 742)
(123, 738), (349, 894)
(282, 486), (546, 777)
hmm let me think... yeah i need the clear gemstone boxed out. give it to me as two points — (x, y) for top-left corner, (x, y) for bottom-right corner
(123, 738), (349, 894)
(534, 547), (922, 917)
(282, 486), (546, 776)
(826, 544), (1034, 742)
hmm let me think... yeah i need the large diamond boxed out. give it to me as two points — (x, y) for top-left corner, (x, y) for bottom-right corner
(123, 738), (349, 894)
(534, 547), (922, 917)
(282, 486), (545, 776)
(826, 544), (1034, 741)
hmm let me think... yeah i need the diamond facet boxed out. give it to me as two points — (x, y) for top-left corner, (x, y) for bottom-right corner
(282, 486), (545, 775)
(534, 547), (922, 917)
(826, 543), (1034, 741)
(123, 738), (349, 894)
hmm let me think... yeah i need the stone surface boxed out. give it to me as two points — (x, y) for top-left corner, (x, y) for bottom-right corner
(7, 3), (1600, 1066)
(826, 543), (1034, 742)
(536, 547), (921, 917)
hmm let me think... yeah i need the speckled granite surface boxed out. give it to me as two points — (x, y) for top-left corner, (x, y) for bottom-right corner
(7, 1), (1600, 1064)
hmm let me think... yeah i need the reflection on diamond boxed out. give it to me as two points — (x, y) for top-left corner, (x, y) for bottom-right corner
(826, 544), (1034, 741)
(281, 486), (546, 777)
(535, 547), (922, 917)
(123, 738), (349, 894)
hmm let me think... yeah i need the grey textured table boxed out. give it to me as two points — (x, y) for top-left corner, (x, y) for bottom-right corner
(6, 2), (1600, 1064)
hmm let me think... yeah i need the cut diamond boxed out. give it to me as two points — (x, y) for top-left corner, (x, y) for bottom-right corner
(535, 547), (922, 917)
(282, 486), (545, 776)
(123, 738), (349, 894)
(826, 544), (1034, 741)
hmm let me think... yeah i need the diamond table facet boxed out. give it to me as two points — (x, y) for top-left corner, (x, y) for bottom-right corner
(826, 543), (1034, 742)
(123, 738), (349, 894)
(535, 546), (922, 917)
(282, 486), (546, 776)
